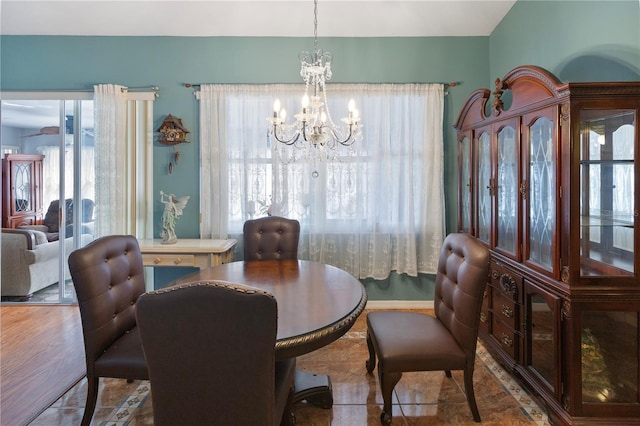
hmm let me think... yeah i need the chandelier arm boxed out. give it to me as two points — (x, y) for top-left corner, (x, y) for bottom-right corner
(319, 83), (342, 131)
(325, 123), (357, 146)
(271, 125), (301, 145)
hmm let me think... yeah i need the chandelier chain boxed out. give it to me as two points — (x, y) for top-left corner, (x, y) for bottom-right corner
(313, 0), (319, 54)
(267, 0), (362, 175)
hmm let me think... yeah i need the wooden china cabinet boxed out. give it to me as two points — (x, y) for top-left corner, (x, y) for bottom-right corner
(2, 153), (44, 228)
(454, 65), (640, 425)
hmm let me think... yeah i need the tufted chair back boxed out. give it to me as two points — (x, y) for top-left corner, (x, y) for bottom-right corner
(137, 281), (296, 426)
(68, 234), (148, 426)
(243, 216), (300, 261)
(434, 232), (491, 366)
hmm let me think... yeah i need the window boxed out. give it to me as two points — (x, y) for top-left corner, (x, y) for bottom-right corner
(199, 83), (445, 279)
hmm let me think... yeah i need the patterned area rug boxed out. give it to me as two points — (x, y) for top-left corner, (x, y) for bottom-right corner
(99, 339), (549, 425)
(102, 381), (151, 424)
(476, 342), (549, 425)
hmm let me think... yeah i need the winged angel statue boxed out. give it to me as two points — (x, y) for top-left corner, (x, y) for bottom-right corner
(160, 190), (190, 244)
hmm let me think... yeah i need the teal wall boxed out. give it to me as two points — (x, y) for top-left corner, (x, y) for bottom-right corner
(0, 35), (487, 242)
(490, 0), (640, 84)
(1, 0), (638, 299)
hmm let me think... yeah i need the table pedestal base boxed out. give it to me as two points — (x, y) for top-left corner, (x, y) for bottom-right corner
(292, 370), (333, 409)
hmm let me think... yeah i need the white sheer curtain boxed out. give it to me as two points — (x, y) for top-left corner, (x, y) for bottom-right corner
(93, 84), (127, 236)
(38, 145), (61, 210)
(37, 145), (95, 210)
(199, 83), (444, 279)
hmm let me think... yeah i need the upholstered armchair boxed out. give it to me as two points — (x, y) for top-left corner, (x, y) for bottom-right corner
(19, 198), (94, 241)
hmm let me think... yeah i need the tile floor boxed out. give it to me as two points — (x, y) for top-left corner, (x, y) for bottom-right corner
(31, 310), (550, 425)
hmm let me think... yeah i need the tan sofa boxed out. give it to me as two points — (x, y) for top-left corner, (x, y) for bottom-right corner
(1, 228), (93, 299)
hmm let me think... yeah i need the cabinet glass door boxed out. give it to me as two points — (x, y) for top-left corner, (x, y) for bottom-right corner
(525, 282), (560, 397)
(495, 120), (519, 258)
(13, 160), (33, 213)
(581, 310), (638, 405)
(477, 129), (492, 245)
(579, 109), (635, 277)
(459, 133), (472, 233)
(524, 110), (557, 275)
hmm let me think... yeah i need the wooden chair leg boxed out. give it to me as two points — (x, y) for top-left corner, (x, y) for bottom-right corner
(280, 386), (295, 426)
(379, 370), (402, 425)
(445, 370), (452, 378)
(463, 368), (481, 422)
(365, 332), (376, 373)
(81, 376), (99, 426)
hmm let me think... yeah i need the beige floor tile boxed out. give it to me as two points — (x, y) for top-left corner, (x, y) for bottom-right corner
(31, 309), (547, 425)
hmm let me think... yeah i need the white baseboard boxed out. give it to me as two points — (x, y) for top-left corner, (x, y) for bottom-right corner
(365, 300), (434, 310)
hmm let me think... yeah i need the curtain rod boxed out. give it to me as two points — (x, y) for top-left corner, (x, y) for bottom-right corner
(4, 85), (160, 95)
(184, 82), (458, 88)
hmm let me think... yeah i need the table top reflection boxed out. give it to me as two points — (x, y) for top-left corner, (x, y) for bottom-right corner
(170, 259), (367, 359)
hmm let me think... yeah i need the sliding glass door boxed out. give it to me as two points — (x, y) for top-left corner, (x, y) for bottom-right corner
(1, 95), (95, 303)
(2, 89), (155, 303)
(59, 99), (96, 301)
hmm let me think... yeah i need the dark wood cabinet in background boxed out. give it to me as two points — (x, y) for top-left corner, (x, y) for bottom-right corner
(455, 65), (640, 425)
(2, 154), (44, 228)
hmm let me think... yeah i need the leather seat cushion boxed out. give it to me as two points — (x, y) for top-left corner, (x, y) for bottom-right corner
(93, 327), (148, 380)
(367, 311), (466, 373)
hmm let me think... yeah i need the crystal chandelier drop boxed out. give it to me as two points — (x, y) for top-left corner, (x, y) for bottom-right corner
(267, 0), (362, 168)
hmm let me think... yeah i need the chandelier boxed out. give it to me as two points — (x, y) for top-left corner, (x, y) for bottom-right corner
(267, 0), (362, 168)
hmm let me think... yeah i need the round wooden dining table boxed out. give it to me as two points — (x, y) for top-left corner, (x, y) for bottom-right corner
(169, 259), (368, 408)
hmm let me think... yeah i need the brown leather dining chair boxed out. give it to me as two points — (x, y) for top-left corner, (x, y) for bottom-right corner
(136, 281), (296, 426)
(243, 216), (300, 261)
(67, 234), (149, 426)
(243, 216), (334, 407)
(365, 232), (490, 424)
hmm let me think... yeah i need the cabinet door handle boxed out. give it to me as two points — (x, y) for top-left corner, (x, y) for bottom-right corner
(501, 333), (513, 347)
(154, 257), (162, 264)
(486, 183), (496, 195)
(174, 257), (183, 265)
(501, 305), (514, 318)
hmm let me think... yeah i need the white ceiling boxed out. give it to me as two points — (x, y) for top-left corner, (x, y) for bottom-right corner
(0, 1), (516, 37)
(0, 1), (516, 130)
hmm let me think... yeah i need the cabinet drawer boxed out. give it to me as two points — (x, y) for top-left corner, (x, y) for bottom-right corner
(490, 262), (523, 303)
(142, 253), (196, 267)
(493, 289), (518, 330)
(491, 317), (518, 360)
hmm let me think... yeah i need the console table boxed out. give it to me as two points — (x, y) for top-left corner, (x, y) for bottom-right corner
(137, 238), (236, 269)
